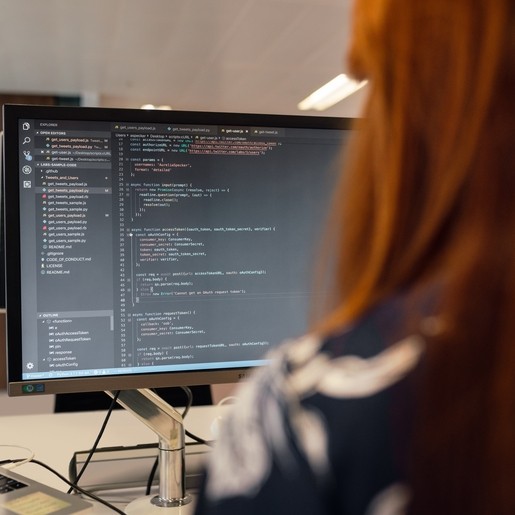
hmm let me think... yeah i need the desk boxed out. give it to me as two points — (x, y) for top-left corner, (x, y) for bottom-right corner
(0, 405), (229, 513)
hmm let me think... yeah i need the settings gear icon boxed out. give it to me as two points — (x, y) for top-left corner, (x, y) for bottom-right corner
(26, 362), (34, 370)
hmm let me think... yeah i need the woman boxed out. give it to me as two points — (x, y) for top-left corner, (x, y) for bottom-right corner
(195, 1), (515, 513)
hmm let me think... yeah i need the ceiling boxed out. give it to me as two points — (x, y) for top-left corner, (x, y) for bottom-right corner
(0, 0), (367, 117)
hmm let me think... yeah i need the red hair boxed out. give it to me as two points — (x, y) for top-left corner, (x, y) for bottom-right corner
(315, 0), (515, 512)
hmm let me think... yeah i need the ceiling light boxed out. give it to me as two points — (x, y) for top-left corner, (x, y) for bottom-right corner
(297, 74), (368, 111)
(140, 104), (172, 110)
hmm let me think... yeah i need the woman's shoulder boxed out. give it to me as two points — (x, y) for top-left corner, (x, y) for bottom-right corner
(197, 292), (431, 514)
(281, 291), (429, 400)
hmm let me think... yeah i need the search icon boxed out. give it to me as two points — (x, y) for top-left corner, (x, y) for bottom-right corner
(23, 137), (31, 144)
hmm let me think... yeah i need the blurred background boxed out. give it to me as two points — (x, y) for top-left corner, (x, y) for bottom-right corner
(0, 0), (366, 118)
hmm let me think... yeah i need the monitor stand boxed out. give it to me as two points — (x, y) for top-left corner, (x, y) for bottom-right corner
(105, 389), (195, 514)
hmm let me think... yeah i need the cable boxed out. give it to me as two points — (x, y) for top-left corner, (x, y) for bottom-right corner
(0, 445), (35, 469)
(185, 429), (214, 447)
(146, 455), (159, 496)
(216, 395), (239, 406)
(26, 458), (125, 514)
(67, 390), (120, 494)
(180, 385), (193, 419)
(176, 386), (216, 449)
(2, 456), (125, 513)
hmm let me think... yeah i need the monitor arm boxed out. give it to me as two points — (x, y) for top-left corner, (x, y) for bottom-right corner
(105, 388), (193, 513)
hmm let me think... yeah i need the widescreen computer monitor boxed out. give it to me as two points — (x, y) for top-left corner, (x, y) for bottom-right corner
(3, 104), (354, 397)
(0, 130), (4, 310)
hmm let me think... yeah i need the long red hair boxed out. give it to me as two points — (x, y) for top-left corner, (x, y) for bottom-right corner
(315, 0), (515, 512)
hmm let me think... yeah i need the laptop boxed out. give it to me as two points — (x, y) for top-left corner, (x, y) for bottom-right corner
(0, 466), (92, 514)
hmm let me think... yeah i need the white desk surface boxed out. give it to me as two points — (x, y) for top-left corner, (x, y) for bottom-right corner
(0, 404), (229, 513)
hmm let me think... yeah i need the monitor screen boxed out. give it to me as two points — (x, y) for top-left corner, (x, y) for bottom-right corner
(3, 105), (354, 396)
(0, 130), (4, 310)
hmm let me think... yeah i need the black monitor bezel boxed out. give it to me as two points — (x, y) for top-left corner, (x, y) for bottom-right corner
(3, 104), (353, 396)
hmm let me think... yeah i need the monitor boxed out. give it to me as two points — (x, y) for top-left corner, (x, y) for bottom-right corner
(0, 130), (4, 310)
(3, 104), (355, 510)
(3, 104), (354, 397)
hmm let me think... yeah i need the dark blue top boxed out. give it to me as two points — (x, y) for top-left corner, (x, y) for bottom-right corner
(194, 294), (428, 515)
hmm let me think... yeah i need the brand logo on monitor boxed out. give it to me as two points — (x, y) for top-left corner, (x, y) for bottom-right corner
(21, 384), (45, 394)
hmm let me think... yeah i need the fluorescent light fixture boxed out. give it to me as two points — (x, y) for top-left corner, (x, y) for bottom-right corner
(298, 74), (368, 111)
(140, 104), (173, 110)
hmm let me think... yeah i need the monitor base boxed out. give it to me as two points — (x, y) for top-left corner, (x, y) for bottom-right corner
(125, 494), (195, 514)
